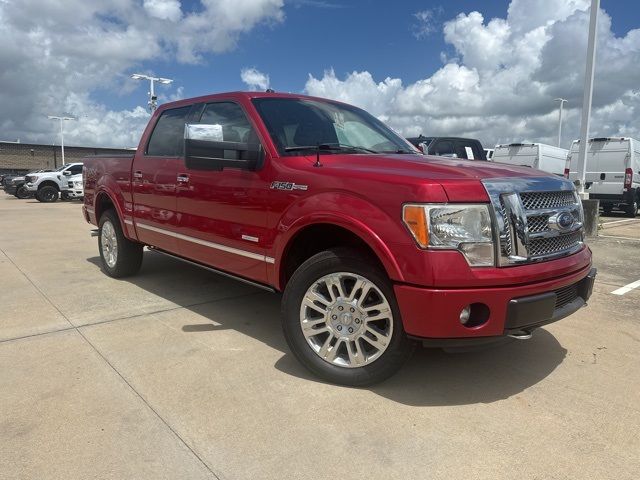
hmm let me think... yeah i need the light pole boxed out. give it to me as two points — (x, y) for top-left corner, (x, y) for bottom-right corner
(554, 98), (568, 147)
(130, 73), (173, 112)
(576, 0), (600, 196)
(47, 115), (76, 165)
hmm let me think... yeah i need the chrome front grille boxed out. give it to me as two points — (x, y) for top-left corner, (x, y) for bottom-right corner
(527, 214), (550, 233)
(528, 231), (583, 257)
(483, 177), (585, 266)
(520, 191), (576, 210)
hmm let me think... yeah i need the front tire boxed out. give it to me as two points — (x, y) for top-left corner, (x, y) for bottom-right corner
(15, 186), (30, 199)
(282, 248), (414, 386)
(98, 209), (143, 278)
(36, 185), (58, 203)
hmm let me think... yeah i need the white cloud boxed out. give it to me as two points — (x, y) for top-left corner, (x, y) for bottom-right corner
(241, 68), (271, 91)
(305, 1), (640, 149)
(412, 8), (443, 39)
(143, 0), (182, 22)
(0, 0), (285, 147)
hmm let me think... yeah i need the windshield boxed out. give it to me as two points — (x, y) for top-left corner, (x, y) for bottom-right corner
(55, 164), (68, 172)
(252, 98), (414, 155)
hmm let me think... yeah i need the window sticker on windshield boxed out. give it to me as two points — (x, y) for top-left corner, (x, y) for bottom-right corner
(333, 111), (345, 130)
(465, 146), (475, 159)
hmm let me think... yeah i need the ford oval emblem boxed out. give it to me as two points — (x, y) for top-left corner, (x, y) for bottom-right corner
(556, 212), (575, 231)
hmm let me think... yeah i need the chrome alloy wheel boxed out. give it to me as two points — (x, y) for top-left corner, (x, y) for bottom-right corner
(100, 220), (118, 268)
(299, 272), (394, 368)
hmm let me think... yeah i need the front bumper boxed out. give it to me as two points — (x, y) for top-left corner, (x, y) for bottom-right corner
(394, 265), (596, 342)
(62, 189), (83, 198)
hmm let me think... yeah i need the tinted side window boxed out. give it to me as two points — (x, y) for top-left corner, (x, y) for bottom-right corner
(146, 106), (192, 156)
(432, 140), (454, 156)
(199, 102), (257, 143)
(68, 164), (83, 174)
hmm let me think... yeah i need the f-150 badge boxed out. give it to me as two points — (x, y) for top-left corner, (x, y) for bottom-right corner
(270, 181), (308, 191)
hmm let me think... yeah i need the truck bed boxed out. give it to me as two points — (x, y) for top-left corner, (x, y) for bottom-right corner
(83, 154), (135, 213)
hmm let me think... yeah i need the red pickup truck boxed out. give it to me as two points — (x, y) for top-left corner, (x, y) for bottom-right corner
(82, 91), (596, 386)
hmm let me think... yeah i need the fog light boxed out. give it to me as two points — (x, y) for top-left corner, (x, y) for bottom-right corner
(459, 306), (471, 325)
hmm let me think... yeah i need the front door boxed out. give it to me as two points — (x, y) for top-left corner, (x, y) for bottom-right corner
(131, 105), (192, 253)
(175, 101), (271, 284)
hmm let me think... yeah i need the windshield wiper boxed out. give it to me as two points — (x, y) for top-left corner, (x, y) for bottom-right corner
(285, 143), (378, 154)
(381, 149), (414, 154)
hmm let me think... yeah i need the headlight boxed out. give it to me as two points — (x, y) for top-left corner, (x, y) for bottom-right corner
(403, 204), (495, 266)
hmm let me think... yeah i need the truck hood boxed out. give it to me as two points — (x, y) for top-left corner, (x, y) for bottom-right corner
(328, 153), (549, 181)
(323, 153), (559, 202)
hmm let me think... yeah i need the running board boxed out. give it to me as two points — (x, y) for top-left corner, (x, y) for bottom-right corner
(148, 247), (277, 293)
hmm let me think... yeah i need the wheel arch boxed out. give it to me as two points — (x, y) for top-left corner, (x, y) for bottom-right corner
(275, 216), (404, 291)
(37, 180), (60, 191)
(94, 190), (128, 235)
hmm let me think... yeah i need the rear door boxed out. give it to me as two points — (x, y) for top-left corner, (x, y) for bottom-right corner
(175, 100), (271, 284)
(131, 105), (192, 253)
(589, 139), (628, 196)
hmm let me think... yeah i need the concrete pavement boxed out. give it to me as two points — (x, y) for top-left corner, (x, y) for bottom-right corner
(1, 195), (639, 479)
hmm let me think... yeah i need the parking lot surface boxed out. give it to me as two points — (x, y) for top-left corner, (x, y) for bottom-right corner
(1, 196), (639, 480)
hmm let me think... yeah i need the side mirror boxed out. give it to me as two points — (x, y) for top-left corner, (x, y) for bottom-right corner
(63, 170), (72, 176)
(184, 123), (264, 171)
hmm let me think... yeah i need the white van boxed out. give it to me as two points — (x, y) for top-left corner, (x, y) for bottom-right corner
(492, 143), (568, 176)
(566, 137), (640, 217)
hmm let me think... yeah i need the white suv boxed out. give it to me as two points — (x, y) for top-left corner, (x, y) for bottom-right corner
(61, 173), (84, 200)
(25, 163), (83, 203)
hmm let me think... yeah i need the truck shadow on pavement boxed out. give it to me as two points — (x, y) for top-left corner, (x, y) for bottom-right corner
(87, 250), (567, 407)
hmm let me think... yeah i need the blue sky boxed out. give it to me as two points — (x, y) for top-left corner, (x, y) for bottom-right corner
(98, 1), (512, 109)
(108, 0), (639, 112)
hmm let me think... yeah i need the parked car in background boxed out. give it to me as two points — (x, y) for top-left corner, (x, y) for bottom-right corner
(484, 148), (495, 160)
(566, 137), (640, 217)
(82, 91), (595, 386)
(61, 173), (84, 200)
(492, 143), (568, 176)
(406, 135), (487, 160)
(2, 175), (30, 198)
(24, 162), (83, 203)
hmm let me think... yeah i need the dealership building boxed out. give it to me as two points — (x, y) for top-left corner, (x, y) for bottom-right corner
(0, 141), (134, 173)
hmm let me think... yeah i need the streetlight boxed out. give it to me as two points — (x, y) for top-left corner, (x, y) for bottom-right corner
(576, 0), (600, 196)
(47, 115), (76, 165)
(130, 73), (173, 112)
(554, 98), (568, 147)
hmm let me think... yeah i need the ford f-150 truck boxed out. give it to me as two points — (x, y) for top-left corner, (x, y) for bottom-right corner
(82, 92), (596, 386)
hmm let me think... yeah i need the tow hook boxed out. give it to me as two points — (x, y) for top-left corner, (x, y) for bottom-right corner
(508, 330), (533, 340)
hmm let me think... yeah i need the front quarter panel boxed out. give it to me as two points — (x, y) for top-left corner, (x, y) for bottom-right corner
(270, 191), (415, 289)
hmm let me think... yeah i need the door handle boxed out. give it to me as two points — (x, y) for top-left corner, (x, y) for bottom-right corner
(177, 174), (189, 184)
(133, 171), (143, 180)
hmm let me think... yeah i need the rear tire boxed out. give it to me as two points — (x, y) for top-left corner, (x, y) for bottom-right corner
(282, 247), (414, 386)
(626, 200), (638, 218)
(36, 185), (58, 203)
(98, 209), (143, 278)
